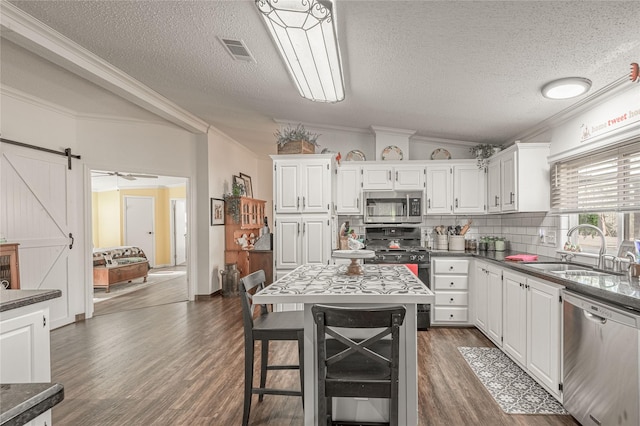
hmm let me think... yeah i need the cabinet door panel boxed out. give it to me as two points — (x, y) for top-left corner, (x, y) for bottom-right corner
(501, 152), (517, 212)
(454, 165), (486, 213)
(362, 166), (392, 190)
(527, 278), (561, 394)
(275, 163), (300, 213)
(487, 266), (503, 345)
(426, 166), (451, 214)
(336, 166), (361, 214)
(474, 264), (488, 332)
(0, 308), (50, 383)
(502, 274), (527, 367)
(302, 162), (329, 212)
(302, 217), (328, 265)
(394, 167), (424, 190)
(275, 218), (301, 269)
(487, 161), (501, 213)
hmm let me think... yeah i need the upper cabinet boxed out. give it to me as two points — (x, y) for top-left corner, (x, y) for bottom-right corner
(335, 164), (362, 214)
(426, 161), (486, 214)
(272, 154), (333, 214)
(361, 164), (425, 191)
(487, 143), (550, 213)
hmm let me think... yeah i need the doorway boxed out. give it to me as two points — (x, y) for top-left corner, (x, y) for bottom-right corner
(90, 170), (189, 315)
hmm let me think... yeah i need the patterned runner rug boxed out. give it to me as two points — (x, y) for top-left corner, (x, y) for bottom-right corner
(458, 347), (568, 415)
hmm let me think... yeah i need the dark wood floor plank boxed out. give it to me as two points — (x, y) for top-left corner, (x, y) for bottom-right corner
(51, 293), (578, 425)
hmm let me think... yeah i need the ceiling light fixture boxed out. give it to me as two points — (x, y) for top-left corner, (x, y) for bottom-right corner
(255, 0), (345, 103)
(541, 77), (592, 100)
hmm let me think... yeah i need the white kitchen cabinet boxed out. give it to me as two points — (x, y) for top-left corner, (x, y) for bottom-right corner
(274, 215), (331, 271)
(502, 269), (563, 399)
(473, 261), (502, 346)
(272, 155), (333, 214)
(425, 165), (451, 214)
(425, 161), (485, 214)
(527, 277), (562, 397)
(453, 164), (486, 214)
(431, 258), (470, 325)
(0, 306), (51, 384)
(486, 142), (550, 213)
(335, 164), (361, 214)
(361, 164), (424, 191)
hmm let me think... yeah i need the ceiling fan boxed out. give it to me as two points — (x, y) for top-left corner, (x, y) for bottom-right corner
(91, 171), (158, 181)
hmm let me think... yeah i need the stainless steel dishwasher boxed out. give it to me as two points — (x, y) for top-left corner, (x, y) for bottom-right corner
(563, 291), (640, 426)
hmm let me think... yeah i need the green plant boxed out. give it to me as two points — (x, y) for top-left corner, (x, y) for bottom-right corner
(274, 124), (319, 147)
(470, 144), (500, 169)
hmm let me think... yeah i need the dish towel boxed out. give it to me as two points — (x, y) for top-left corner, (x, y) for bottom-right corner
(504, 254), (538, 261)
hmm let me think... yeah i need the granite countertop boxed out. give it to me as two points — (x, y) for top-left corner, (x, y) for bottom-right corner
(0, 289), (62, 313)
(430, 249), (640, 313)
(0, 383), (64, 426)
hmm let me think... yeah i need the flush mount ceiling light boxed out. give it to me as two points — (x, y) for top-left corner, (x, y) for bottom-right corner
(255, 0), (345, 103)
(541, 77), (592, 100)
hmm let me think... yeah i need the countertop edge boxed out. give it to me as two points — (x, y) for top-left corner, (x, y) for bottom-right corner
(0, 289), (62, 312)
(0, 383), (64, 426)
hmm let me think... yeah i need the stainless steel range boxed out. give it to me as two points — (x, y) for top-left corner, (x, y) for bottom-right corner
(364, 226), (431, 330)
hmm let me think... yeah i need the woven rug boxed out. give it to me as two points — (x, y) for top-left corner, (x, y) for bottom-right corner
(458, 347), (568, 415)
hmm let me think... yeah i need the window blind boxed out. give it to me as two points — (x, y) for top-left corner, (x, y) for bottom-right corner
(551, 140), (640, 213)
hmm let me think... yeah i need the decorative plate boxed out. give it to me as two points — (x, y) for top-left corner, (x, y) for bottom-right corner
(431, 148), (451, 160)
(345, 149), (366, 161)
(381, 145), (403, 161)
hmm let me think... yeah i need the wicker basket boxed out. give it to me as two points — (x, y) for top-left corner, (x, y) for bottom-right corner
(277, 140), (315, 155)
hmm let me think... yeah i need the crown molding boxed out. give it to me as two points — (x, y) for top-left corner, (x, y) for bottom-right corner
(1, 85), (76, 118)
(1, 2), (209, 134)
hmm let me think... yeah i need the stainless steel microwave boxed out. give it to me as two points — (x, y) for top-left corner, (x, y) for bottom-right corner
(364, 191), (423, 224)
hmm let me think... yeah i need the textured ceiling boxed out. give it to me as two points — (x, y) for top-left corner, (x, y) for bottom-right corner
(5, 1), (640, 157)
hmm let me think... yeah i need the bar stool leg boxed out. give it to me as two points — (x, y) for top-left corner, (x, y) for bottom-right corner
(243, 339), (254, 426)
(258, 340), (269, 402)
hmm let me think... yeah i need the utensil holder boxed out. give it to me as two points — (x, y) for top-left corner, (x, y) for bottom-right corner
(435, 235), (448, 250)
(449, 236), (465, 252)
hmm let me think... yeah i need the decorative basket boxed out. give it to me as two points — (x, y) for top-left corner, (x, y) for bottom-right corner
(278, 140), (315, 155)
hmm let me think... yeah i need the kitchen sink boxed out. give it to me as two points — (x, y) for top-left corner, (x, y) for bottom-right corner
(521, 262), (593, 273)
(552, 270), (611, 277)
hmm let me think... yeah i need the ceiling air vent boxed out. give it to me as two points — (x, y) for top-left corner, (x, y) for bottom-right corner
(219, 38), (256, 63)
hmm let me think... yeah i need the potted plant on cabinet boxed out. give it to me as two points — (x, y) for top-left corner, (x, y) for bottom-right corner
(470, 143), (501, 169)
(275, 123), (320, 154)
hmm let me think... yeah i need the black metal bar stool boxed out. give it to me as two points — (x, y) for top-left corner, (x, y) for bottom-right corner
(240, 270), (304, 425)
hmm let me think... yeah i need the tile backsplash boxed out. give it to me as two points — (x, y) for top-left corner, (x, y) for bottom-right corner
(339, 212), (564, 258)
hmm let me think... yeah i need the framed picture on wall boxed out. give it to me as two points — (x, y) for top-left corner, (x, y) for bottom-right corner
(240, 173), (253, 198)
(211, 198), (225, 226)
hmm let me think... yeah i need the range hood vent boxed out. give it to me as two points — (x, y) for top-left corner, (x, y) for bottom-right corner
(219, 38), (256, 63)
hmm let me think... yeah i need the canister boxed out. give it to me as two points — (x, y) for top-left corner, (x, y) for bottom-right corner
(495, 239), (506, 251)
(449, 235), (465, 252)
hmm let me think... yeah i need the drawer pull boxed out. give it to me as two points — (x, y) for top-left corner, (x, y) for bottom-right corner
(450, 282), (454, 286)
(449, 314), (454, 319)
(449, 298), (454, 303)
(449, 266), (454, 271)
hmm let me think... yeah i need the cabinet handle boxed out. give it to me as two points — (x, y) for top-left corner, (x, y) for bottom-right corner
(388, 171), (392, 181)
(356, 198), (359, 208)
(449, 314), (454, 319)
(455, 198), (459, 208)
(450, 298), (454, 303)
(297, 223), (300, 234)
(303, 222), (306, 233)
(297, 196), (300, 209)
(510, 192), (514, 204)
(495, 195), (499, 206)
(449, 266), (454, 271)
(520, 283), (523, 288)
(303, 196), (306, 208)
(450, 282), (454, 287)
(427, 199), (431, 209)
(395, 171), (398, 181)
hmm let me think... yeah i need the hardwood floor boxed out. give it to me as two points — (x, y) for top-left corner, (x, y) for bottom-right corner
(51, 296), (578, 425)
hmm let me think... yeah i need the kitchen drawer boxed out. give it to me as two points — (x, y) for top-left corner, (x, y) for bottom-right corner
(433, 275), (468, 290)
(434, 307), (468, 322)
(435, 292), (468, 306)
(433, 259), (469, 274)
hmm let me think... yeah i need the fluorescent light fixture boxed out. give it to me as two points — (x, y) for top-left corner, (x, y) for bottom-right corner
(255, 0), (345, 103)
(541, 77), (592, 100)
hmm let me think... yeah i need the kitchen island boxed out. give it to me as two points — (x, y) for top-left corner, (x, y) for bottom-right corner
(253, 263), (434, 425)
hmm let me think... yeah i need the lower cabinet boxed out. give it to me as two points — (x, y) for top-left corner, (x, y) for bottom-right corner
(0, 306), (51, 384)
(474, 261), (502, 346)
(502, 270), (563, 400)
(431, 258), (470, 325)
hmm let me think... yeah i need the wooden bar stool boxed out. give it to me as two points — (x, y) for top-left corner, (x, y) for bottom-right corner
(312, 304), (406, 426)
(240, 270), (304, 425)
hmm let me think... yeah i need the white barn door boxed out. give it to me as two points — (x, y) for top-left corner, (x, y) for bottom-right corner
(0, 143), (81, 329)
(171, 199), (187, 265)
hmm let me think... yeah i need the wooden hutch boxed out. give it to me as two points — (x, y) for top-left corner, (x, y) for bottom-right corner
(0, 243), (20, 289)
(224, 197), (273, 285)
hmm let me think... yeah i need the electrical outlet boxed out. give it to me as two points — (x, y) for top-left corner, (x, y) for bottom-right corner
(546, 231), (556, 245)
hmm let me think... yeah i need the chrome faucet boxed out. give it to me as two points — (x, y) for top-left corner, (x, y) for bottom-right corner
(566, 224), (606, 269)
(625, 251), (637, 281)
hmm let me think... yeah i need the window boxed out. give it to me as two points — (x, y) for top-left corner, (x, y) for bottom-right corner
(551, 140), (640, 213)
(568, 212), (638, 254)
